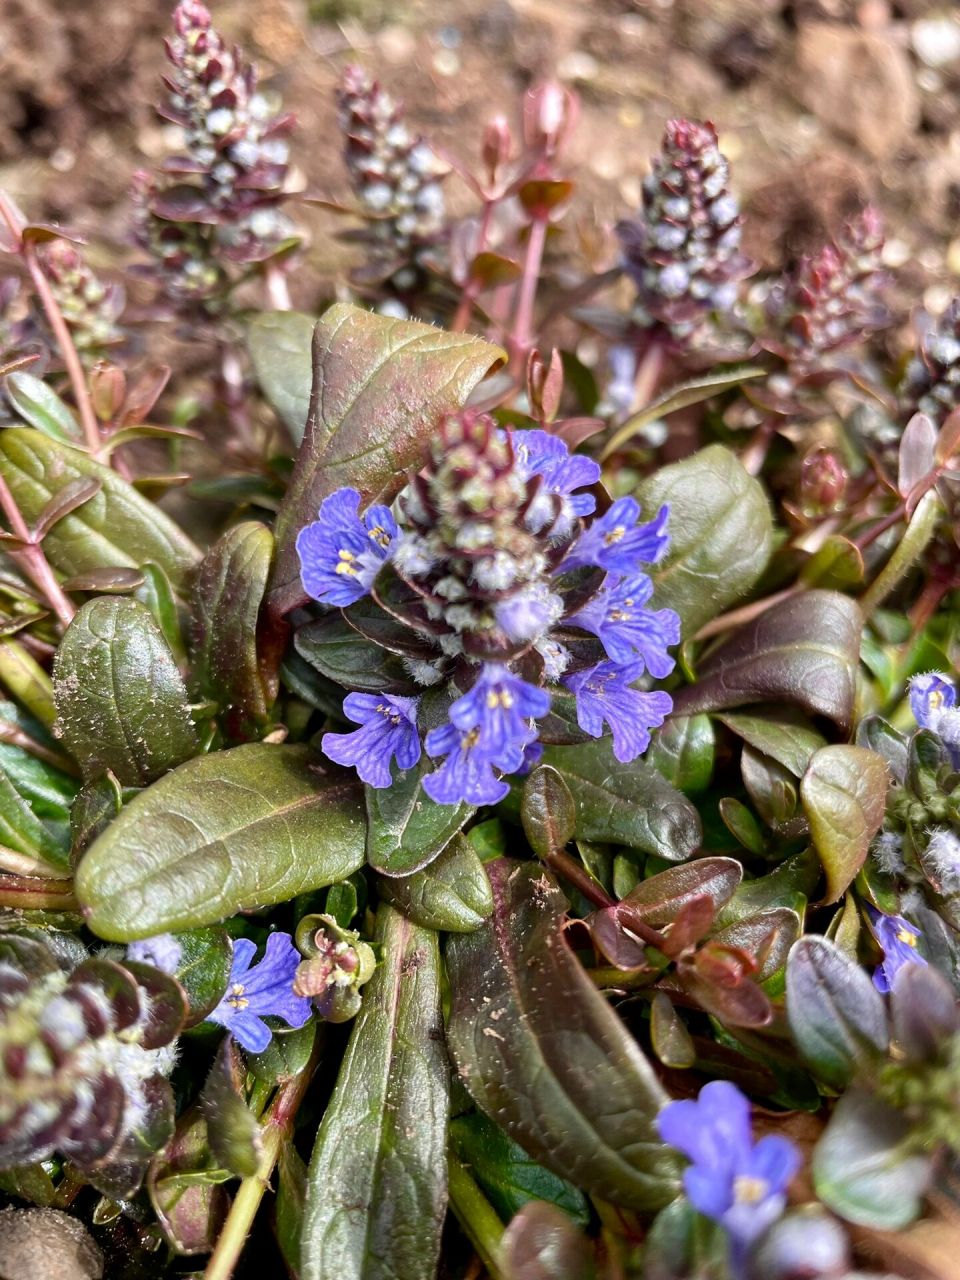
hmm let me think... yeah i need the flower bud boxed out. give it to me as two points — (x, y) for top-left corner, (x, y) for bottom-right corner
(523, 82), (577, 158)
(89, 361), (127, 422)
(526, 348), (563, 423)
(748, 1207), (850, 1280)
(799, 448), (847, 513)
(294, 913), (376, 1023)
(482, 115), (513, 182)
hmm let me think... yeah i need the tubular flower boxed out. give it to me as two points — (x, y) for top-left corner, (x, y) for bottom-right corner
(909, 671), (956, 731)
(205, 933), (312, 1054)
(867, 908), (928, 995)
(296, 412), (680, 805)
(657, 1080), (800, 1269)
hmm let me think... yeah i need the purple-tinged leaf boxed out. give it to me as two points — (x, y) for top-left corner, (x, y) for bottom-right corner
(800, 745), (888, 902)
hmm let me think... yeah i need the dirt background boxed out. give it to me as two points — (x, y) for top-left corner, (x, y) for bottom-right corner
(1, 0), (960, 313)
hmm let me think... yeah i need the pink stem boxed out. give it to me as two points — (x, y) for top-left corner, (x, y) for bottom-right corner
(0, 473), (74, 628)
(512, 213), (548, 354)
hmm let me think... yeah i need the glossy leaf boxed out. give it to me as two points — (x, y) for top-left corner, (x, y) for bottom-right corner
(191, 521), (276, 724)
(786, 937), (889, 1090)
(446, 858), (681, 1211)
(0, 428), (200, 590)
(672, 590), (861, 734)
(301, 904), (448, 1280)
(633, 445), (773, 634)
(294, 613), (415, 694)
(168, 926), (233, 1025)
(521, 764), (577, 859)
(365, 756), (473, 876)
(247, 310), (316, 442)
(449, 1112), (589, 1228)
(379, 833), (493, 932)
(270, 304), (505, 612)
(603, 372), (765, 459)
(801, 746), (889, 902)
(719, 707), (826, 777)
(813, 1090), (931, 1229)
(75, 745), (366, 939)
(650, 991), (696, 1069)
(5, 371), (82, 443)
(541, 739), (701, 862)
(856, 715), (908, 786)
(247, 1022), (317, 1086)
(647, 714), (715, 794)
(0, 720), (75, 868)
(54, 598), (198, 787)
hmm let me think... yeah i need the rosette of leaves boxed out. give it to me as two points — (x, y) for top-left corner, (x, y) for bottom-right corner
(0, 930), (186, 1198)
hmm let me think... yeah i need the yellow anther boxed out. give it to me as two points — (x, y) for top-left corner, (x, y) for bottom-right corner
(896, 927), (918, 948)
(368, 525), (391, 548)
(733, 1175), (769, 1205)
(603, 525), (627, 546)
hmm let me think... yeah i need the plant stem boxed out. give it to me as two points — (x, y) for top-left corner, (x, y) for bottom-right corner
(452, 198), (496, 332)
(265, 262), (292, 311)
(0, 191), (100, 455)
(512, 213), (548, 354)
(447, 1154), (506, 1280)
(203, 1047), (318, 1280)
(0, 473), (75, 628)
(541, 845), (613, 910)
(0, 873), (77, 910)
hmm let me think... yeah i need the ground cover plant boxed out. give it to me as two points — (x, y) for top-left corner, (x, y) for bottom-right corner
(1, 3), (960, 1278)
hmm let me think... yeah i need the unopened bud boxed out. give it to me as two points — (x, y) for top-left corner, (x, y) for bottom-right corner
(89, 362), (127, 423)
(526, 348), (563, 423)
(800, 448), (847, 513)
(523, 82), (577, 158)
(482, 115), (513, 183)
(748, 1207), (850, 1280)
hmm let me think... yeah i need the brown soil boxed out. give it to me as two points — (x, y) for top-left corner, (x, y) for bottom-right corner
(1, 0), (958, 311)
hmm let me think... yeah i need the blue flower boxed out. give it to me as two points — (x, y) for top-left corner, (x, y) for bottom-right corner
(296, 487), (397, 606)
(126, 933), (182, 975)
(564, 660), (672, 763)
(909, 672), (956, 731)
(935, 707), (960, 770)
(321, 693), (421, 789)
(205, 933), (312, 1054)
(513, 429), (600, 535)
(423, 721), (520, 806)
(868, 907), (928, 994)
(448, 664), (550, 759)
(494, 586), (563, 643)
(562, 498), (670, 575)
(567, 573), (680, 675)
(657, 1080), (800, 1267)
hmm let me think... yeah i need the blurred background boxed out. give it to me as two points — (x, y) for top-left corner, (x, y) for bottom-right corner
(2, 0), (959, 309)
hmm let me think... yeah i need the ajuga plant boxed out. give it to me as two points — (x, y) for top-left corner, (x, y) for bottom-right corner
(4, 5), (960, 1280)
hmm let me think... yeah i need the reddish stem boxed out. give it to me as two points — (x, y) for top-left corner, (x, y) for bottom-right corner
(452, 198), (496, 333)
(512, 213), (548, 354)
(0, 473), (75, 627)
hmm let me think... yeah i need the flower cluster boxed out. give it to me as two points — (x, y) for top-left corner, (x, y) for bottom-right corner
(297, 414), (679, 806)
(910, 670), (960, 766)
(337, 65), (448, 282)
(37, 240), (125, 362)
(617, 118), (752, 341)
(0, 931), (185, 1197)
(134, 0), (296, 307)
(901, 298), (960, 429)
(764, 206), (888, 387)
(657, 1080), (800, 1271)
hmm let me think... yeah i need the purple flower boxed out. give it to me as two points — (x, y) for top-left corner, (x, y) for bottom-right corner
(296, 487), (397, 606)
(868, 907), (928, 994)
(205, 933), (312, 1054)
(564, 660), (672, 763)
(423, 721), (520, 806)
(494, 586), (563, 643)
(567, 573), (680, 675)
(448, 664), (550, 760)
(657, 1080), (800, 1265)
(513, 429), (600, 535)
(935, 707), (960, 770)
(321, 693), (421, 789)
(562, 498), (670, 574)
(909, 672), (955, 731)
(126, 933), (182, 975)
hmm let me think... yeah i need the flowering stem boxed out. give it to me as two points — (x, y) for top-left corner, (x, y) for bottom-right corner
(452, 198), (496, 333)
(512, 212), (548, 354)
(541, 846), (667, 950)
(0, 472), (75, 629)
(203, 1044), (319, 1280)
(0, 192), (101, 455)
(447, 1153), (506, 1280)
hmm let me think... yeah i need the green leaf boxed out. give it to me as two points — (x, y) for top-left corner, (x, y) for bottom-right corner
(446, 858), (681, 1211)
(786, 937), (889, 1090)
(801, 746), (889, 902)
(270, 304), (505, 612)
(247, 1022), (317, 1086)
(54, 598), (199, 787)
(168, 926), (233, 1025)
(74, 744), (366, 939)
(672, 590), (862, 735)
(450, 1112), (589, 1227)
(5, 371), (82, 443)
(294, 613), (414, 694)
(201, 1038), (261, 1178)
(813, 1090), (931, 1229)
(541, 738), (701, 861)
(0, 428), (200, 590)
(719, 707), (827, 777)
(647, 714), (715, 794)
(521, 764), (577, 859)
(277, 1142), (309, 1279)
(602, 371), (766, 459)
(302, 904), (448, 1280)
(191, 521), (276, 724)
(0, 725), (76, 868)
(379, 833), (493, 932)
(247, 310), (316, 443)
(715, 848), (820, 926)
(365, 756), (473, 876)
(634, 445), (773, 634)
